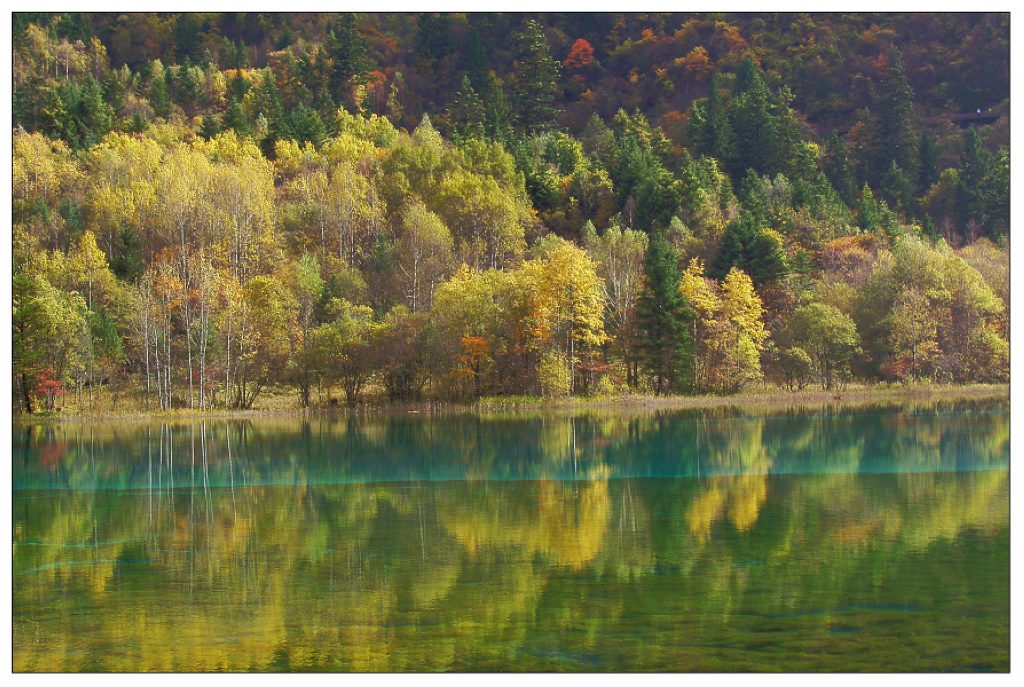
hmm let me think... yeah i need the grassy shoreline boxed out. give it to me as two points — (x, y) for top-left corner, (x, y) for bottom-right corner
(13, 383), (1009, 424)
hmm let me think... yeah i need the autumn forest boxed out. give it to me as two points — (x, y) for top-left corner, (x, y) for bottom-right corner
(11, 12), (1011, 413)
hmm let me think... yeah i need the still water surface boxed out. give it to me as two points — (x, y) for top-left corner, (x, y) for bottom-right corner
(13, 399), (1009, 671)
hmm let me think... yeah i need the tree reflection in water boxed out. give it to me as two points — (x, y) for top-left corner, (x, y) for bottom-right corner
(13, 399), (1009, 671)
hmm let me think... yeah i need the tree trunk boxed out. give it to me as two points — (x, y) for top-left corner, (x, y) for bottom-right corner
(21, 373), (33, 414)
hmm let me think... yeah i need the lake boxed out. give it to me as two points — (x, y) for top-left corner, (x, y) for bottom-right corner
(12, 398), (1009, 672)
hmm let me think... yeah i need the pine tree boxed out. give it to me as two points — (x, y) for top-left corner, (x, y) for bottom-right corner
(921, 213), (939, 241)
(729, 58), (777, 177)
(481, 72), (513, 142)
(636, 234), (693, 394)
(414, 12), (452, 73)
(222, 99), (249, 137)
(711, 215), (788, 285)
(326, 13), (370, 106)
(41, 87), (77, 144)
(690, 73), (737, 174)
(77, 76), (113, 148)
(288, 104), (327, 147)
(149, 72), (171, 119)
(957, 128), (989, 230)
(857, 183), (898, 237)
(173, 13), (202, 63)
(823, 132), (857, 207)
(198, 113), (221, 140)
(463, 20), (491, 92)
(871, 46), (919, 186)
(918, 131), (938, 194)
(250, 70), (288, 154)
(510, 19), (561, 133)
(111, 226), (145, 283)
(228, 72), (249, 102)
(447, 75), (485, 142)
(127, 111), (148, 133)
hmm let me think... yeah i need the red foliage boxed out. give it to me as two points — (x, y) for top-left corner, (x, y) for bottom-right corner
(564, 38), (595, 70)
(34, 368), (65, 412)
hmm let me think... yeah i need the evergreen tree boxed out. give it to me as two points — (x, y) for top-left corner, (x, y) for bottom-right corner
(173, 13), (203, 63)
(198, 113), (222, 140)
(222, 99), (249, 137)
(463, 21), (490, 91)
(414, 12), (452, 72)
(711, 215), (788, 285)
(326, 13), (371, 106)
(174, 61), (201, 116)
(921, 213), (939, 241)
(102, 66), (130, 117)
(871, 46), (919, 186)
(227, 40), (250, 69)
(857, 182), (898, 237)
(957, 128), (989, 231)
(509, 19), (561, 133)
(481, 72), (513, 142)
(918, 131), (938, 194)
(76, 76), (113, 148)
(250, 70), (288, 154)
(111, 226), (145, 283)
(882, 160), (914, 216)
(447, 75), (485, 142)
(690, 73), (737, 174)
(288, 104), (328, 147)
(41, 87), (77, 144)
(229, 72), (250, 102)
(636, 234), (693, 394)
(127, 111), (148, 133)
(729, 58), (777, 177)
(149, 72), (171, 119)
(823, 132), (857, 207)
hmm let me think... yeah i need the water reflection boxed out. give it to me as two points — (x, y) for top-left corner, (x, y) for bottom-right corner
(13, 399), (1009, 490)
(12, 399), (1009, 672)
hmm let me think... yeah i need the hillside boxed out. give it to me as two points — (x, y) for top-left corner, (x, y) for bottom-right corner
(11, 12), (1010, 412)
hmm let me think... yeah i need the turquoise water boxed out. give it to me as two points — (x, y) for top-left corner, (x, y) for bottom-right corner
(12, 399), (1009, 671)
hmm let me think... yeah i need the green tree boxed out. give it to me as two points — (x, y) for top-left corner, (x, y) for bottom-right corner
(149, 68), (171, 119)
(689, 73), (737, 174)
(447, 75), (485, 142)
(509, 19), (561, 133)
(222, 99), (249, 137)
(869, 46), (919, 186)
(198, 113), (222, 140)
(326, 13), (371, 107)
(636, 234), (693, 394)
(787, 303), (860, 390)
(823, 132), (857, 207)
(711, 216), (788, 285)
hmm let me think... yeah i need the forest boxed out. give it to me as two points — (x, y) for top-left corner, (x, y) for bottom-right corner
(11, 12), (1010, 413)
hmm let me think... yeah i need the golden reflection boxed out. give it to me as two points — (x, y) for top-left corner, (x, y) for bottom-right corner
(12, 402), (1010, 672)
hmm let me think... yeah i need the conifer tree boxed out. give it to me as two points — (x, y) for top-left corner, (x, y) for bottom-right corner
(636, 234), (693, 394)
(222, 99), (249, 137)
(327, 13), (370, 106)
(690, 73), (737, 174)
(871, 46), (919, 185)
(198, 113), (221, 140)
(447, 75), (485, 142)
(918, 131), (938, 194)
(149, 71), (171, 119)
(510, 19), (561, 133)
(823, 132), (857, 207)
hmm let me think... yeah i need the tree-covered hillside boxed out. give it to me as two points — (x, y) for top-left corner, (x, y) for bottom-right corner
(11, 12), (1010, 412)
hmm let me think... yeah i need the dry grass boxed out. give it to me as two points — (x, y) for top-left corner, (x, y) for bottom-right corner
(15, 382), (1009, 425)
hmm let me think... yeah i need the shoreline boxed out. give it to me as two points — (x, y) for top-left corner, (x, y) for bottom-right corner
(12, 383), (1009, 424)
